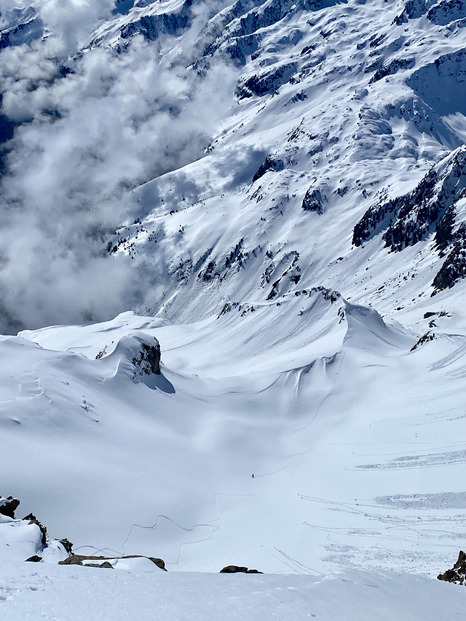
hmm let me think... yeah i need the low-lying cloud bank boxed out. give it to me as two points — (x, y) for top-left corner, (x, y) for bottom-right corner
(0, 0), (236, 332)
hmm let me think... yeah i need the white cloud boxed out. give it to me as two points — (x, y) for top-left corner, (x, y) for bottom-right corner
(0, 12), (237, 331)
(39, 0), (115, 54)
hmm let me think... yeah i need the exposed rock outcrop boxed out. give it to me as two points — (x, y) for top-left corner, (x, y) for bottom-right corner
(369, 57), (415, 84)
(438, 550), (466, 584)
(252, 156), (285, 183)
(427, 0), (466, 26)
(410, 331), (435, 351)
(432, 236), (466, 294)
(353, 146), (466, 291)
(408, 49), (466, 116)
(1, 494), (167, 569)
(23, 513), (47, 546)
(0, 496), (20, 519)
(394, 0), (428, 24)
(59, 554), (166, 570)
(302, 187), (324, 213)
(59, 538), (74, 555)
(220, 565), (263, 573)
(0, 8), (43, 50)
(131, 339), (162, 375)
(0, 495), (74, 562)
(236, 62), (298, 99)
(395, 0), (466, 27)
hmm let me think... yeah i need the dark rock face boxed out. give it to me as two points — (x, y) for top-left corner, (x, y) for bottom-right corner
(300, 0), (347, 8)
(427, 0), (466, 27)
(198, 260), (217, 282)
(88, 561), (114, 569)
(236, 62), (298, 99)
(302, 187), (324, 213)
(116, 0), (193, 42)
(353, 146), (466, 291)
(132, 340), (161, 375)
(59, 538), (74, 555)
(369, 57), (415, 84)
(438, 550), (466, 584)
(59, 554), (166, 570)
(120, 11), (190, 41)
(0, 496), (20, 519)
(0, 10), (43, 50)
(23, 513), (47, 546)
(408, 49), (466, 116)
(394, 0), (428, 24)
(148, 557), (166, 570)
(220, 565), (263, 573)
(232, 0), (293, 38)
(252, 156), (285, 183)
(352, 168), (439, 250)
(204, 0), (345, 66)
(432, 235), (466, 294)
(265, 251), (301, 300)
(59, 555), (110, 566)
(196, 239), (252, 283)
(434, 205), (457, 254)
(395, 0), (466, 26)
(25, 555), (43, 563)
(205, 0), (295, 64)
(410, 331), (435, 351)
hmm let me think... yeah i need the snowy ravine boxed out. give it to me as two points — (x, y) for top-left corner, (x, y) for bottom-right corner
(1, 0), (466, 616)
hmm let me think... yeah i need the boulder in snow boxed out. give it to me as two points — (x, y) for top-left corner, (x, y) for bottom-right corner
(438, 551), (466, 585)
(220, 565), (263, 574)
(0, 496), (20, 519)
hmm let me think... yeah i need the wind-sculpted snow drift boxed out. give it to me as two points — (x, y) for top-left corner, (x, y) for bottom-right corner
(1, 0), (466, 592)
(0, 285), (462, 577)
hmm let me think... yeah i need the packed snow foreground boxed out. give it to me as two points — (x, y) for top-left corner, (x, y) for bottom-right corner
(1, 0), (466, 617)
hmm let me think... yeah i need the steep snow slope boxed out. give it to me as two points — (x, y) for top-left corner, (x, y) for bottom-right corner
(100, 0), (466, 326)
(0, 0), (465, 328)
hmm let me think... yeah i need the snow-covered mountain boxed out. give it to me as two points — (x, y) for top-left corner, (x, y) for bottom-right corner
(1, 0), (466, 615)
(0, 0), (464, 329)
